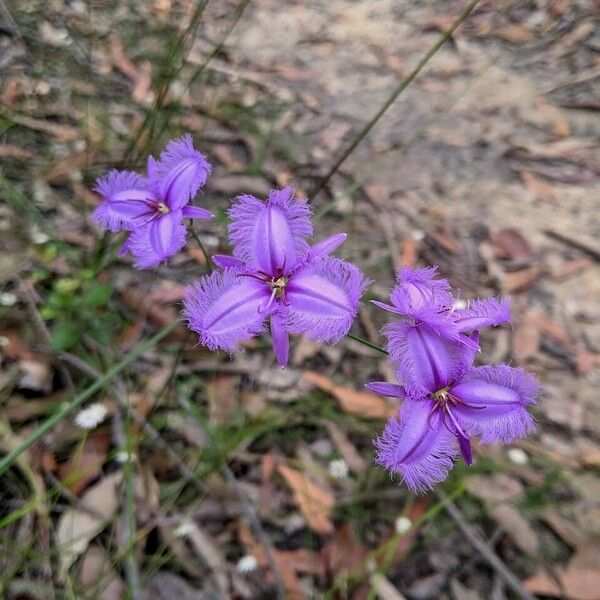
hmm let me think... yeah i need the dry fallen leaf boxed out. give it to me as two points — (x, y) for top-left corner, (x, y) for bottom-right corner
(466, 473), (524, 504)
(489, 503), (539, 557)
(55, 471), (122, 580)
(79, 544), (125, 600)
(524, 568), (600, 600)
(502, 267), (540, 293)
(495, 24), (534, 44)
(491, 228), (534, 261)
(304, 371), (396, 419)
(277, 464), (335, 535)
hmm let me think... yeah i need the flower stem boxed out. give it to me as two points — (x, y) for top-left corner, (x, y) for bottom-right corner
(310, 0), (481, 198)
(190, 228), (213, 273)
(346, 333), (388, 355)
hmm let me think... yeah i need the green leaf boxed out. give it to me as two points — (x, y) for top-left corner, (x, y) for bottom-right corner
(80, 283), (113, 308)
(50, 321), (79, 351)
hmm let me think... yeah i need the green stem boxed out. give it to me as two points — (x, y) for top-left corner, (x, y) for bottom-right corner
(346, 333), (388, 355)
(0, 321), (179, 477)
(310, 0), (481, 198)
(190, 228), (213, 273)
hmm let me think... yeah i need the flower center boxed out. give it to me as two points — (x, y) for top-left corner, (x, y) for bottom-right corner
(430, 386), (451, 404)
(269, 276), (288, 299)
(157, 202), (170, 215)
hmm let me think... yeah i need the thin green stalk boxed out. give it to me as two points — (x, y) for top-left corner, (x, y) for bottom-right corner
(310, 0), (481, 198)
(189, 228), (213, 273)
(0, 321), (180, 477)
(346, 333), (388, 355)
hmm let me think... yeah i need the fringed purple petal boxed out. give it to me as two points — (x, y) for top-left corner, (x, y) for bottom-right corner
(365, 382), (406, 398)
(270, 314), (289, 368)
(93, 170), (154, 232)
(389, 266), (453, 318)
(228, 188), (312, 274)
(153, 134), (212, 210)
(383, 322), (460, 394)
(182, 205), (213, 220)
(127, 211), (187, 269)
(308, 233), (347, 260)
(375, 398), (458, 493)
(184, 270), (271, 351)
(453, 297), (510, 333)
(285, 256), (369, 343)
(451, 365), (538, 444)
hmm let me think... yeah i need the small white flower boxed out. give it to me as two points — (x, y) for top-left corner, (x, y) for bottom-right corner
(30, 227), (50, 245)
(0, 292), (17, 306)
(395, 516), (412, 535)
(173, 520), (195, 538)
(74, 403), (108, 429)
(507, 447), (528, 465)
(328, 459), (349, 479)
(236, 554), (258, 573)
(114, 449), (136, 464)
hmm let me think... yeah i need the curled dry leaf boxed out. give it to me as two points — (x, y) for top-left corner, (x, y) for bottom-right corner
(303, 371), (396, 419)
(277, 464), (335, 535)
(55, 471), (123, 580)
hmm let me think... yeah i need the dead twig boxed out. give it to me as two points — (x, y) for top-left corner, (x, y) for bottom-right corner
(438, 493), (536, 600)
(544, 229), (600, 262)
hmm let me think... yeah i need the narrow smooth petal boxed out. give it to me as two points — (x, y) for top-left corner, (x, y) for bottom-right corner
(182, 205), (213, 220)
(365, 382), (406, 398)
(228, 188), (312, 273)
(375, 398), (458, 493)
(285, 256), (368, 343)
(184, 270), (271, 351)
(270, 314), (289, 368)
(451, 365), (538, 443)
(457, 431), (473, 466)
(212, 255), (247, 270)
(308, 233), (347, 260)
(453, 297), (510, 332)
(93, 170), (154, 232)
(384, 322), (459, 394)
(127, 211), (187, 269)
(153, 134), (212, 210)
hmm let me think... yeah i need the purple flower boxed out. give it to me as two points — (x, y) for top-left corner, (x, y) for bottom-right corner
(376, 267), (510, 395)
(368, 266), (538, 492)
(367, 338), (538, 492)
(93, 134), (212, 268)
(184, 188), (369, 367)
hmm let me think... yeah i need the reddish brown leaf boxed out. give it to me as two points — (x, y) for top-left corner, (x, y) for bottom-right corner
(502, 267), (540, 293)
(58, 431), (110, 495)
(520, 171), (556, 201)
(491, 228), (534, 261)
(524, 568), (600, 600)
(304, 371), (396, 419)
(0, 144), (33, 159)
(277, 464), (335, 535)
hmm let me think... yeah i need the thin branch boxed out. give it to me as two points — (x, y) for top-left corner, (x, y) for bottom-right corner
(439, 493), (536, 600)
(310, 0), (481, 198)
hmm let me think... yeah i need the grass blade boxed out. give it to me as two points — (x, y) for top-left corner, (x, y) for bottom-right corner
(0, 321), (180, 477)
(310, 0), (481, 198)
